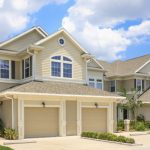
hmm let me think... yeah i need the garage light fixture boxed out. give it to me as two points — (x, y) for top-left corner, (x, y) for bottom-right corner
(94, 102), (98, 108)
(42, 102), (45, 108)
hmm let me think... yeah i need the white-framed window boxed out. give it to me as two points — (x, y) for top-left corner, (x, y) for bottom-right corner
(0, 59), (9, 79)
(22, 56), (32, 79)
(136, 79), (145, 92)
(89, 78), (95, 88)
(110, 80), (115, 92)
(88, 78), (103, 89)
(51, 56), (72, 78)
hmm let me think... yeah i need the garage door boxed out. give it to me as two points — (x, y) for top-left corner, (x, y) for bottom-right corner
(82, 108), (107, 132)
(24, 107), (59, 138)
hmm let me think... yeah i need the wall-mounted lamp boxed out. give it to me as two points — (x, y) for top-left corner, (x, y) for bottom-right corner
(42, 102), (45, 108)
(94, 102), (98, 108)
(0, 101), (3, 106)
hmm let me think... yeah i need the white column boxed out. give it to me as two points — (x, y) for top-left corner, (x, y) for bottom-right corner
(77, 101), (82, 136)
(18, 100), (24, 139)
(107, 102), (114, 133)
(59, 101), (66, 136)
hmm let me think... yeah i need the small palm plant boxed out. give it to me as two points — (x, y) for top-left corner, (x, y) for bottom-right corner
(118, 88), (143, 121)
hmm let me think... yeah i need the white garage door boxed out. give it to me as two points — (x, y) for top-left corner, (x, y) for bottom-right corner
(82, 108), (107, 132)
(24, 107), (59, 138)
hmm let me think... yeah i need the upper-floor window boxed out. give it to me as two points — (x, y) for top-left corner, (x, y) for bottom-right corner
(51, 56), (72, 78)
(22, 56), (32, 79)
(135, 79), (145, 92)
(0, 60), (9, 79)
(88, 78), (103, 89)
(110, 80), (115, 92)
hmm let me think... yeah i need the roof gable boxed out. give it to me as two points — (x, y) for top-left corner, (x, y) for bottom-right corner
(35, 28), (88, 54)
(0, 27), (48, 52)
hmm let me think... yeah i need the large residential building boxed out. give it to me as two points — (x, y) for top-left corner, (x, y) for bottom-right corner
(0, 26), (149, 139)
(98, 55), (150, 120)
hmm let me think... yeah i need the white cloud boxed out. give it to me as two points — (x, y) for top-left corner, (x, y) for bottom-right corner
(62, 0), (150, 61)
(0, 0), (67, 40)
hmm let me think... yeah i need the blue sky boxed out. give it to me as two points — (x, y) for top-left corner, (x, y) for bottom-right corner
(0, 0), (150, 61)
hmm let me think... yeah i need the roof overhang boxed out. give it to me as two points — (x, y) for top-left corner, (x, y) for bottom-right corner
(0, 91), (125, 103)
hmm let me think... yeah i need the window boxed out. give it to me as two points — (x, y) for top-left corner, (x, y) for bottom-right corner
(0, 60), (9, 79)
(52, 62), (61, 77)
(88, 78), (103, 89)
(110, 80), (115, 92)
(58, 37), (65, 46)
(63, 63), (72, 78)
(96, 79), (102, 89)
(51, 56), (72, 78)
(22, 56), (32, 79)
(136, 79), (145, 92)
(89, 78), (95, 88)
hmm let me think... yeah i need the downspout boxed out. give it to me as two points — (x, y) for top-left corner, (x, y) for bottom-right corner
(27, 48), (35, 80)
(4, 94), (14, 129)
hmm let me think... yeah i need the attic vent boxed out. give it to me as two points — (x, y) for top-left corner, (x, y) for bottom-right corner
(58, 37), (65, 46)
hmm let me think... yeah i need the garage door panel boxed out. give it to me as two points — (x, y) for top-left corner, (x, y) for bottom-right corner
(82, 108), (107, 132)
(25, 107), (59, 138)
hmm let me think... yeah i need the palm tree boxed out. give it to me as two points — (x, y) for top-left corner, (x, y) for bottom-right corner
(118, 88), (143, 120)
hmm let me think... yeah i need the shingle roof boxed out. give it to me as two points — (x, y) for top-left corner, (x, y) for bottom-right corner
(0, 81), (120, 97)
(99, 54), (150, 77)
(138, 88), (150, 102)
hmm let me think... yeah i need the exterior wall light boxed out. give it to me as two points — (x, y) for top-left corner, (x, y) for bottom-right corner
(95, 102), (98, 108)
(42, 102), (45, 108)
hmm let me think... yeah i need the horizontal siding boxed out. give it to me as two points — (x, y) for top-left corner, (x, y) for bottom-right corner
(36, 33), (86, 82)
(1, 31), (43, 52)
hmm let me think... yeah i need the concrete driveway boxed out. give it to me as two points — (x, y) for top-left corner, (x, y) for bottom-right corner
(3, 136), (150, 150)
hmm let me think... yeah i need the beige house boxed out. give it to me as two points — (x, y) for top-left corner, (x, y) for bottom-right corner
(138, 88), (150, 121)
(98, 55), (150, 120)
(0, 27), (124, 139)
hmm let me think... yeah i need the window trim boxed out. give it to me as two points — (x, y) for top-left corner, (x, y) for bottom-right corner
(88, 77), (103, 89)
(0, 59), (11, 80)
(136, 79), (145, 92)
(110, 80), (116, 92)
(50, 55), (73, 79)
(23, 56), (32, 79)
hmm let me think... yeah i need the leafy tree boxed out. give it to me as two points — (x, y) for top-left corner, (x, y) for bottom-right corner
(118, 88), (143, 120)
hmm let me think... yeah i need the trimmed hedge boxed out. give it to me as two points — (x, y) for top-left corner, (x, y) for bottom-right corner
(81, 132), (135, 144)
(0, 146), (13, 150)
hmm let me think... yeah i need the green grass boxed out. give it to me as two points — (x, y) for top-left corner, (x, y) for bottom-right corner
(0, 146), (13, 150)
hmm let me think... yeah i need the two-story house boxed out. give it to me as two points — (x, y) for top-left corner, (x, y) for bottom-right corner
(98, 55), (150, 120)
(0, 27), (124, 139)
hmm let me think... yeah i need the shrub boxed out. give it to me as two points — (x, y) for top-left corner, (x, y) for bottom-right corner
(137, 114), (145, 122)
(0, 119), (4, 137)
(117, 120), (124, 131)
(130, 120), (136, 130)
(4, 128), (18, 140)
(81, 132), (135, 144)
(135, 122), (145, 131)
(145, 121), (150, 129)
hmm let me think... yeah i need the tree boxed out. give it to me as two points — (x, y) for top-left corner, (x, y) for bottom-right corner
(118, 88), (143, 120)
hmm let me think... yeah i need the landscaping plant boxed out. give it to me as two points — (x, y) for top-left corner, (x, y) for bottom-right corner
(81, 132), (135, 144)
(117, 120), (124, 131)
(4, 128), (18, 140)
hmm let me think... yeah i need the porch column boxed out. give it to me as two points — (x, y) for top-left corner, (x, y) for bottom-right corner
(59, 101), (66, 136)
(107, 102), (114, 133)
(18, 100), (24, 139)
(77, 101), (82, 136)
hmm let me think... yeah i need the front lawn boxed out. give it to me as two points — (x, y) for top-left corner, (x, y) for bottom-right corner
(0, 146), (13, 150)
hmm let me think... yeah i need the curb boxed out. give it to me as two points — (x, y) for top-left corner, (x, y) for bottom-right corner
(3, 140), (37, 145)
(81, 137), (142, 146)
(130, 132), (150, 136)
